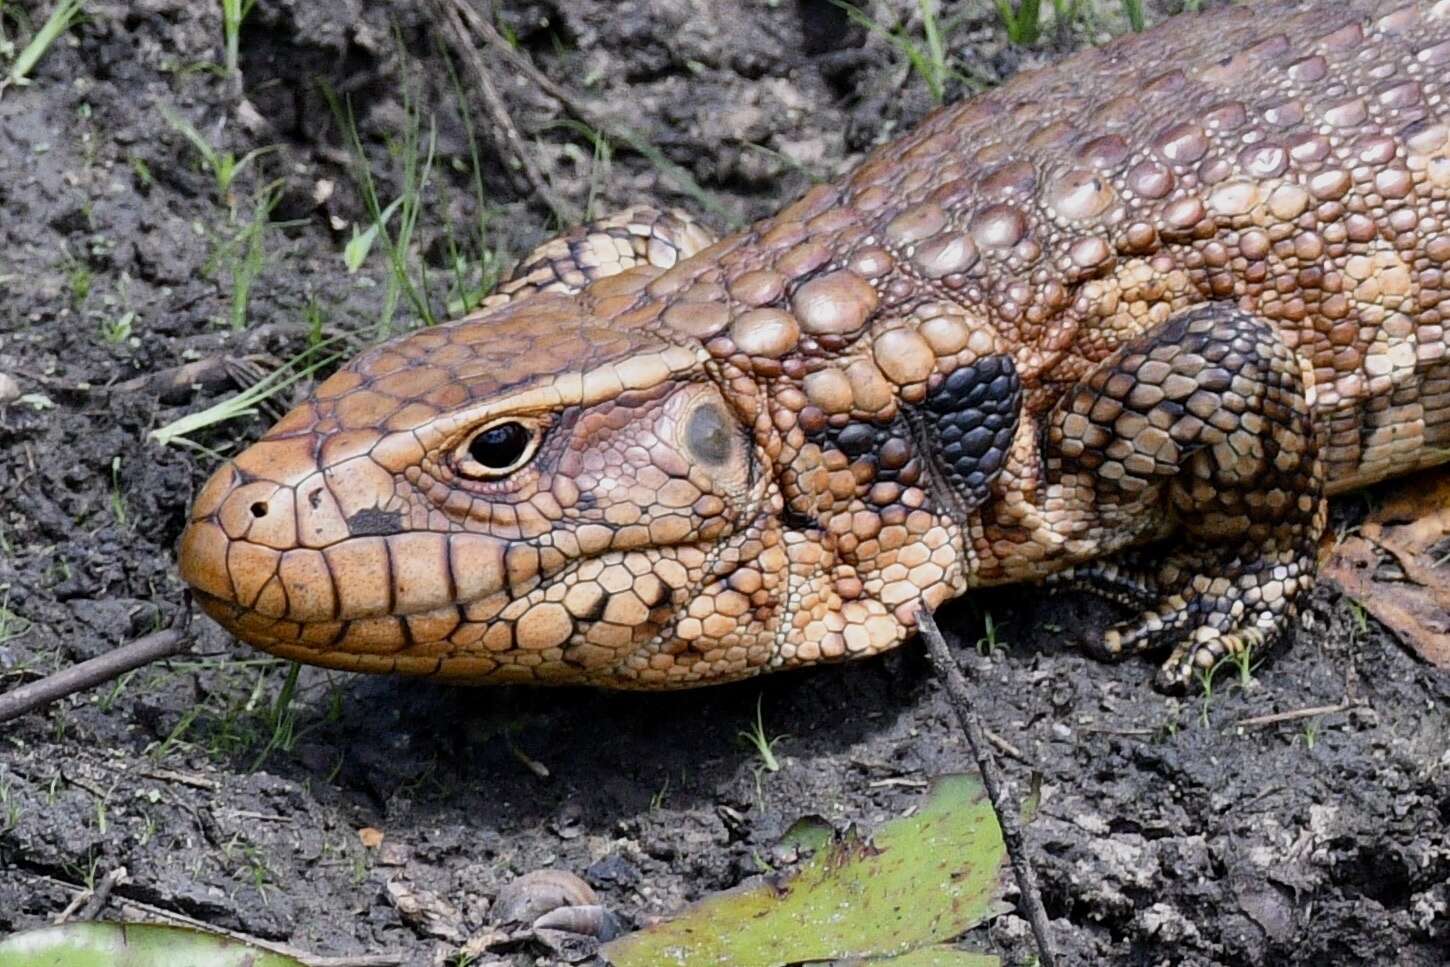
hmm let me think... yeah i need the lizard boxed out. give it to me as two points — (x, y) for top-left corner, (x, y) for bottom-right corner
(177, 0), (1450, 692)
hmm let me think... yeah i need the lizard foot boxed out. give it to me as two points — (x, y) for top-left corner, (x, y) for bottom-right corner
(1089, 546), (1317, 691)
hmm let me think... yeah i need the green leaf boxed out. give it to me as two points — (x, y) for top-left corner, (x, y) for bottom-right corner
(3, 0), (85, 93)
(871, 945), (1001, 966)
(603, 773), (1005, 967)
(343, 196), (404, 273)
(0, 922), (305, 967)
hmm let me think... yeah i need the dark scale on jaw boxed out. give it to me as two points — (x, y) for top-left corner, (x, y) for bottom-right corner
(806, 415), (920, 490)
(915, 355), (1021, 510)
(346, 506), (404, 537)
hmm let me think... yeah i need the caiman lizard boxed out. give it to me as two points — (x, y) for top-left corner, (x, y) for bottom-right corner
(178, 0), (1450, 691)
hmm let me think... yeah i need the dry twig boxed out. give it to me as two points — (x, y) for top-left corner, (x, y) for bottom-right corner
(54, 866), (129, 924)
(441, 0), (730, 222)
(428, 0), (576, 224)
(1234, 700), (1356, 730)
(18, 869), (403, 967)
(916, 607), (1058, 967)
(0, 621), (192, 725)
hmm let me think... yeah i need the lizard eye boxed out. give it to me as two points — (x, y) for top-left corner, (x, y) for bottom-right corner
(456, 420), (539, 479)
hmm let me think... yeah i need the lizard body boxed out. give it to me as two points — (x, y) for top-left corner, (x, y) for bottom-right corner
(179, 0), (1450, 690)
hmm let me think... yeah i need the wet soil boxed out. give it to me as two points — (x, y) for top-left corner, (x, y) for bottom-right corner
(1, 1), (1447, 964)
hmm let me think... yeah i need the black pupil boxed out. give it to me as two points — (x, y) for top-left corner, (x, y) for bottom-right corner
(469, 422), (530, 469)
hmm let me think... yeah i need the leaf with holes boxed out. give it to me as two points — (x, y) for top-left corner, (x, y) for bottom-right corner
(602, 773), (1006, 967)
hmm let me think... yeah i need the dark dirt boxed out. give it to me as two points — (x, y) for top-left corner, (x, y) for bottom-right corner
(1, 1), (1447, 964)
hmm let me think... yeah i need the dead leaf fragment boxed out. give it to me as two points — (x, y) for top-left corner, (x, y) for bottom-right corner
(1321, 469), (1450, 668)
(386, 878), (467, 942)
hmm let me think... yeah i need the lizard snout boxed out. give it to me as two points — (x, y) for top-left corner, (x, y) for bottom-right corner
(178, 432), (511, 656)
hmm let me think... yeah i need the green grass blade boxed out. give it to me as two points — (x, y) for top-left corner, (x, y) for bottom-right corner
(834, 0), (949, 103)
(150, 341), (343, 449)
(158, 102), (220, 172)
(3, 0), (84, 91)
(610, 126), (735, 225)
(995, 0), (1041, 45)
(343, 195), (403, 272)
(1121, 0), (1145, 32)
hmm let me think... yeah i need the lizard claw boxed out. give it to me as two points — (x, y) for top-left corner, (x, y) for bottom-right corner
(1152, 625), (1271, 692)
(1076, 549), (1315, 692)
(1160, 553), (1315, 693)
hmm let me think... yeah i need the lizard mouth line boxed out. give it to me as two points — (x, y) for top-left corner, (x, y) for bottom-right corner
(190, 527), (797, 687)
(191, 529), (767, 649)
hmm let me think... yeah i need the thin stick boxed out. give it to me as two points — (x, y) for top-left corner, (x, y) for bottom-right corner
(0, 626), (191, 725)
(916, 607), (1057, 967)
(52, 883), (92, 925)
(79, 865), (128, 920)
(428, 0), (576, 224)
(447, 0), (591, 121)
(984, 727), (1030, 763)
(1234, 700), (1354, 729)
(445, 0), (731, 222)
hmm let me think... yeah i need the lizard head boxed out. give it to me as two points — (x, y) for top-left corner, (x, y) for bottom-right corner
(178, 291), (877, 687)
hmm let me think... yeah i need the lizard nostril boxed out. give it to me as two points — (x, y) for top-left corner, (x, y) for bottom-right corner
(250, 501), (269, 518)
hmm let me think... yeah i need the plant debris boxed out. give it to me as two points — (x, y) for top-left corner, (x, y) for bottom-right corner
(1321, 469), (1450, 668)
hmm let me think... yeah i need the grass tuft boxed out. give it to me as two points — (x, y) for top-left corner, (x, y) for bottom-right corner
(219, 0), (255, 81)
(835, 0), (960, 103)
(441, 48), (506, 314)
(0, 590), (32, 646)
(327, 83), (439, 335)
(994, 0), (1042, 45)
(0, 0), (85, 99)
(607, 124), (736, 223)
(65, 253), (91, 304)
(97, 309), (134, 345)
(150, 338), (343, 452)
(739, 695), (785, 774)
(159, 103), (274, 215)
(1049, 0), (1080, 35)
(1121, 0), (1146, 32)
(974, 610), (1008, 657)
(222, 180), (283, 331)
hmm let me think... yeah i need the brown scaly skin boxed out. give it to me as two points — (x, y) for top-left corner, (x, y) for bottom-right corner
(179, 0), (1450, 691)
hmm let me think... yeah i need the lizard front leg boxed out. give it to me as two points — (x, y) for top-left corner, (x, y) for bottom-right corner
(1046, 303), (1327, 691)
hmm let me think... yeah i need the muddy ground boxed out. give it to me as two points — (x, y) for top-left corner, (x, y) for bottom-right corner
(0, 0), (1447, 964)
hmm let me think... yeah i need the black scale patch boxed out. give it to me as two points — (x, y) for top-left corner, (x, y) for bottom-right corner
(808, 417), (918, 490)
(801, 354), (1022, 514)
(918, 354), (1021, 509)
